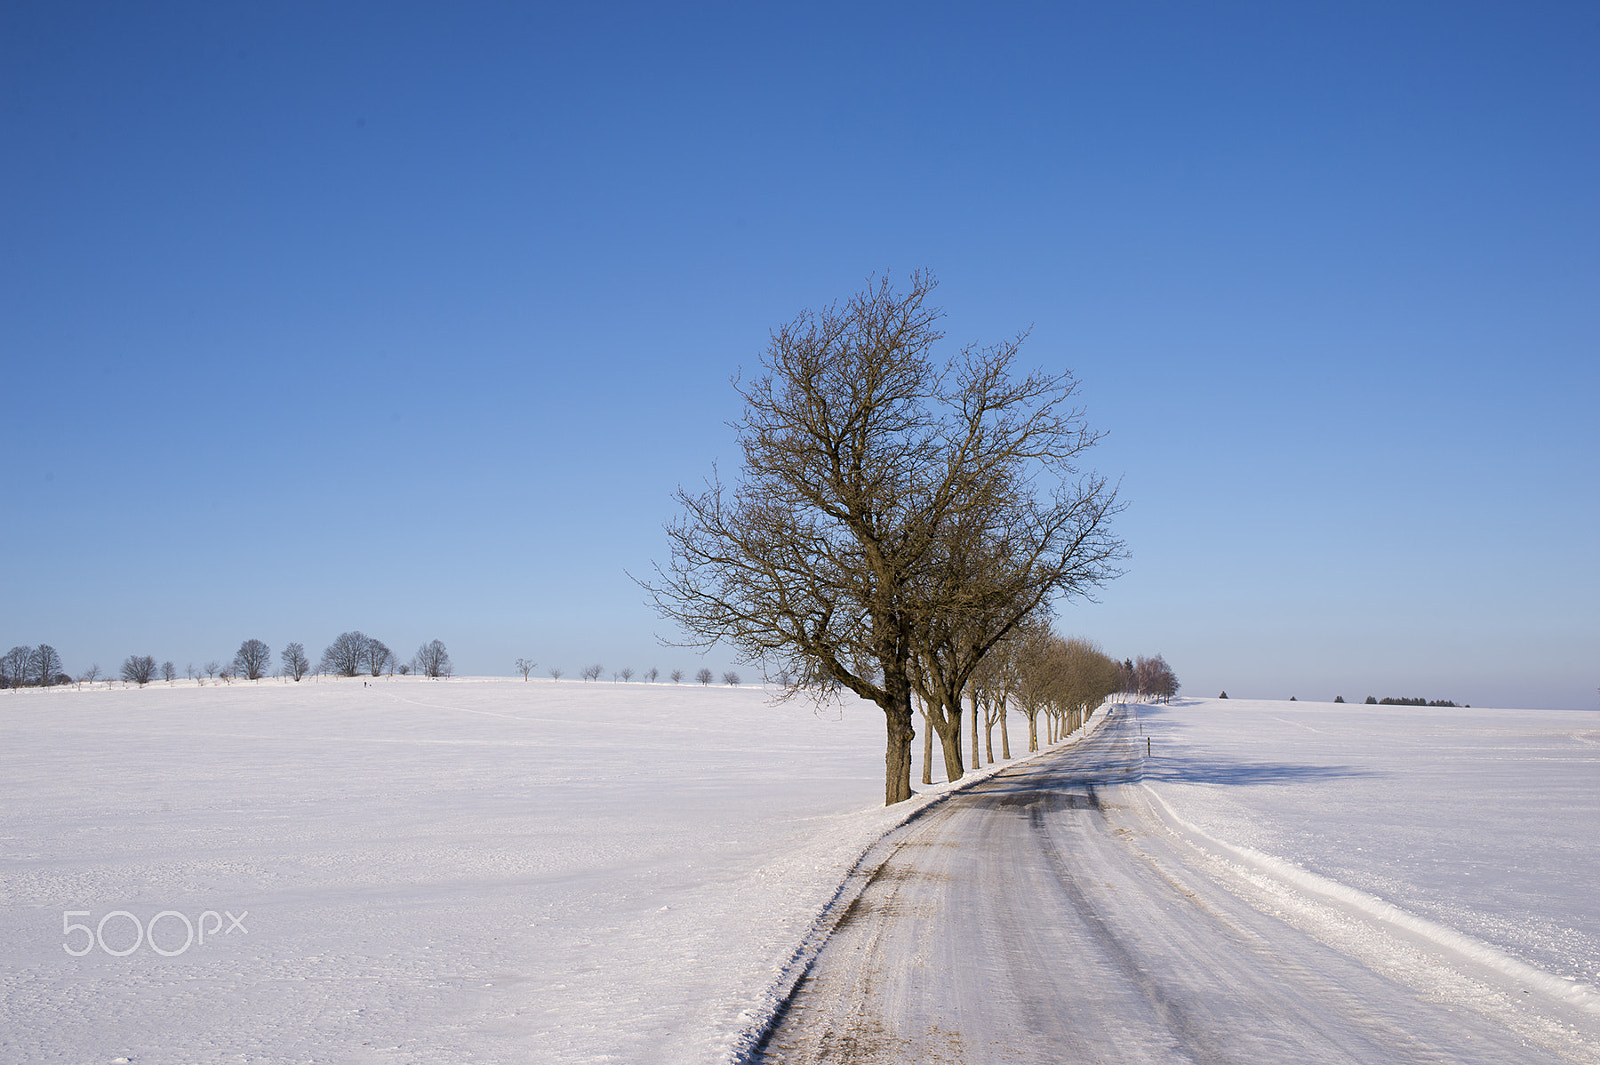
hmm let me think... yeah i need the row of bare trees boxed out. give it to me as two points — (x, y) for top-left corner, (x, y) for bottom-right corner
(4, 634), (460, 690)
(1, 644), (65, 688)
(646, 273), (1127, 804)
(908, 628), (1184, 784)
(1, 646), (174, 689)
(905, 624), (1128, 784)
(318, 632), (452, 679)
(8, 638), (751, 690)
(532, 663), (737, 685)
(108, 635), (451, 685)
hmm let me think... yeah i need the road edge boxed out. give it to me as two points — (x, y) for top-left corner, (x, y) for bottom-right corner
(721, 702), (1123, 1064)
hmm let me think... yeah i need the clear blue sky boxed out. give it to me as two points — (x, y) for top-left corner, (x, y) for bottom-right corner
(3, 3), (1595, 708)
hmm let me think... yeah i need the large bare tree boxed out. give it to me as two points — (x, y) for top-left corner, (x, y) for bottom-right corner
(362, 638), (394, 677)
(233, 638), (272, 681)
(320, 631), (372, 677)
(414, 640), (451, 678)
(31, 644), (63, 687)
(645, 273), (1123, 804)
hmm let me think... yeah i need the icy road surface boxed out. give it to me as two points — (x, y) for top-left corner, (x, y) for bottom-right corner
(755, 708), (1600, 1064)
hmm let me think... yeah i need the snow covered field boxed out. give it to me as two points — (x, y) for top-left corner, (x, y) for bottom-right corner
(0, 677), (920, 1064)
(2, 682), (1596, 1063)
(1136, 698), (1600, 992)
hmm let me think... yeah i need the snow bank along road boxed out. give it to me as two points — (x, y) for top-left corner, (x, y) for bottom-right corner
(753, 707), (1600, 1064)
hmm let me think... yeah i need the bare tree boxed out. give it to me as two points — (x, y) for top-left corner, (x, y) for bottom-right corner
(362, 638), (393, 677)
(320, 632), (372, 677)
(548, 667), (563, 681)
(2, 646), (32, 689)
(722, 670), (741, 686)
(1005, 622), (1049, 753)
(121, 655), (157, 687)
(515, 657), (537, 681)
(281, 643), (311, 681)
(670, 669), (683, 683)
(645, 667), (660, 683)
(619, 667), (635, 683)
(31, 644), (63, 687)
(643, 273), (1123, 804)
(79, 663), (103, 687)
(233, 639), (272, 681)
(695, 667), (714, 685)
(414, 640), (452, 678)
(161, 661), (177, 682)
(581, 664), (604, 682)
(203, 660), (221, 680)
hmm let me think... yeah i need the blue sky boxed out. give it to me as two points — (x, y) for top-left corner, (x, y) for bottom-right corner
(3, 2), (1595, 708)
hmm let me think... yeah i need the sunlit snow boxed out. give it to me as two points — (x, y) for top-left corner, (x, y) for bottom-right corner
(2, 681), (1595, 1062)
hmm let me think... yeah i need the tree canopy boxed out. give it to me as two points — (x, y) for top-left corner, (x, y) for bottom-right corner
(646, 273), (1123, 804)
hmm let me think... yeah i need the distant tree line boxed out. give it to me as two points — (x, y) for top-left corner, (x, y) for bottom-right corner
(1367, 696), (1461, 707)
(3, 633), (456, 690)
(7, 639), (767, 694)
(538, 662), (718, 684)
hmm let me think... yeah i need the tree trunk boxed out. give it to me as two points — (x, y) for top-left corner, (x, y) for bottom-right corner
(921, 697), (934, 785)
(884, 699), (915, 805)
(969, 685), (981, 772)
(983, 697), (995, 764)
(924, 689), (965, 782)
(1027, 709), (1039, 752)
(999, 693), (1012, 759)
(939, 723), (964, 782)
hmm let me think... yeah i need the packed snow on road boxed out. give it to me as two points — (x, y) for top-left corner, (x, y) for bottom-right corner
(1, 681), (1595, 1062)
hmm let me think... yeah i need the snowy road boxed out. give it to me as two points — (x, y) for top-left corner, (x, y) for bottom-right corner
(754, 709), (1599, 1064)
